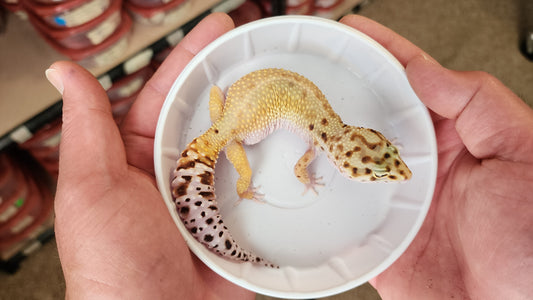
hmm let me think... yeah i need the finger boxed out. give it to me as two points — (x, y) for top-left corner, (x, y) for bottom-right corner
(121, 13), (235, 175)
(406, 55), (533, 162)
(339, 15), (438, 67)
(47, 61), (127, 186)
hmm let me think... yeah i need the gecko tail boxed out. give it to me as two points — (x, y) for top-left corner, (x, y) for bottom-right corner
(171, 144), (277, 268)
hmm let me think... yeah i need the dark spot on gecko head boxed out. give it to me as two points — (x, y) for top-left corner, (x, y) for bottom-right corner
(204, 234), (214, 242)
(343, 162), (349, 168)
(225, 239), (232, 250)
(345, 151), (353, 157)
(362, 156), (372, 163)
(181, 175), (192, 182)
(388, 175), (397, 180)
(194, 201), (202, 206)
(321, 118), (328, 125)
(219, 231), (223, 237)
(352, 167), (358, 176)
(200, 211), (206, 217)
(321, 132), (327, 142)
(365, 168), (372, 174)
(384, 153), (391, 159)
(395, 159), (401, 167)
(206, 218), (213, 225)
(181, 151), (188, 157)
(191, 227), (197, 234)
(231, 250), (237, 256)
(214, 129), (219, 134)
(309, 124), (314, 131)
(354, 146), (361, 152)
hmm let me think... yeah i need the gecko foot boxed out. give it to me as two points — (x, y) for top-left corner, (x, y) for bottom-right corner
(235, 185), (265, 206)
(302, 174), (325, 196)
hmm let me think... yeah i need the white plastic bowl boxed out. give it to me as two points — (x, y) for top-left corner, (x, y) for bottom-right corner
(154, 16), (437, 299)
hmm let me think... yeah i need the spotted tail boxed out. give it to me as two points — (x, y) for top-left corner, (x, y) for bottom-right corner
(171, 138), (275, 267)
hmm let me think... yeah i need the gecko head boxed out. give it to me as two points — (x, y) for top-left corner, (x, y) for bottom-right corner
(370, 143), (412, 181)
(337, 142), (412, 182)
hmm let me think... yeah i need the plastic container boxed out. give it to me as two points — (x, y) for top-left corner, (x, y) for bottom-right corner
(23, 0), (110, 28)
(287, 0), (314, 15)
(42, 11), (132, 68)
(154, 16), (438, 298)
(125, 0), (172, 8)
(314, 0), (345, 19)
(0, 156), (18, 205)
(107, 66), (153, 101)
(27, 0), (122, 49)
(314, 0), (342, 9)
(21, 119), (61, 159)
(0, 177), (53, 251)
(0, 172), (28, 226)
(125, 0), (189, 26)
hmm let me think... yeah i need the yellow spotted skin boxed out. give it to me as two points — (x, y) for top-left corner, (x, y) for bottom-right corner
(204, 68), (411, 184)
(171, 68), (411, 266)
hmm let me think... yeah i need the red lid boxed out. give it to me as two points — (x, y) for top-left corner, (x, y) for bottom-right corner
(0, 174), (28, 225)
(314, 0), (343, 11)
(27, 0), (121, 40)
(0, 179), (53, 249)
(20, 119), (62, 150)
(22, 0), (108, 18)
(41, 11), (132, 61)
(0, 168), (25, 210)
(125, 0), (186, 17)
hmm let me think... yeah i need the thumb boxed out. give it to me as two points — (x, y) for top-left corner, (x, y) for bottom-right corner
(406, 55), (533, 162)
(45, 61), (127, 188)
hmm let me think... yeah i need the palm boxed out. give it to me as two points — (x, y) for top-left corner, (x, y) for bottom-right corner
(373, 116), (533, 299)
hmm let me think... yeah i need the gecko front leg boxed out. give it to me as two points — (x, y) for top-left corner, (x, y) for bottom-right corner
(225, 140), (264, 203)
(294, 147), (324, 195)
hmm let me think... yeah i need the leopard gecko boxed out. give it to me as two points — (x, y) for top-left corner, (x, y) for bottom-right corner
(171, 68), (411, 267)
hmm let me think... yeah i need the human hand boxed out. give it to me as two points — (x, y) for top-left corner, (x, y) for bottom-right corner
(340, 15), (533, 300)
(48, 13), (253, 300)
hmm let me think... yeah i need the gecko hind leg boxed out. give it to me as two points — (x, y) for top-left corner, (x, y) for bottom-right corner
(226, 140), (264, 203)
(294, 147), (324, 195)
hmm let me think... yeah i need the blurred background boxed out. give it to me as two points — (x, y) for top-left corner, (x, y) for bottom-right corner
(0, 0), (531, 299)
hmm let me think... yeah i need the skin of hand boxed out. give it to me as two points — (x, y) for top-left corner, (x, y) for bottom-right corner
(47, 10), (533, 300)
(50, 13), (254, 300)
(340, 15), (533, 300)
